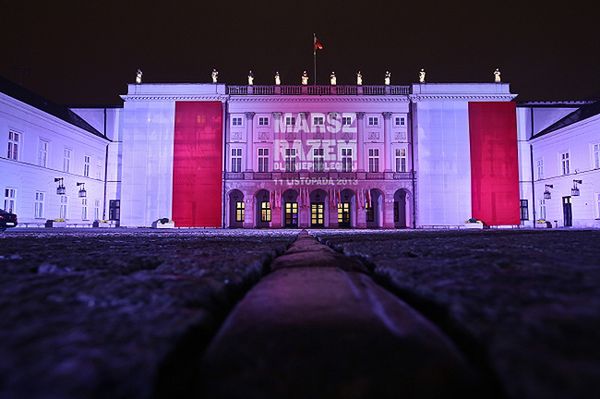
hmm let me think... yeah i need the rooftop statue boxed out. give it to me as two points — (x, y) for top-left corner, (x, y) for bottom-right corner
(357, 71), (363, 85)
(494, 68), (501, 83)
(211, 68), (218, 83)
(384, 71), (391, 85)
(302, 71), (309, 85)
(419, 68), (426, 83)
(330, 71), (337, 86)
(135, 69), (143, 84)
(275, 71), (281, 85)
(248, 70), (254, 85)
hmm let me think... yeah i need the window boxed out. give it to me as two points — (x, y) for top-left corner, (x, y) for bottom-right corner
(260, 201), (271, 222)
(285, 148), (296, 172)
(258, 116), (269, 126)
(539, 199), (546, 220)
(395, 148), (407, 172)
(3, 188), (16, 213)
(84, 155), (91, 177)
(34, 192), (45, 218)
(596, 193), (600, 219)
(394, 116), (406, 126)
(561, 152), (570, 175)
(313, 116), (324, 126)
(313, 148), (324, 172)
(593, 144), (600, 169)
(38, 140), (49, 167)
(258, 148), (269, 172)
(366, 202), (374, 222)
(520, 199), (529, 221)
(342, 116), (352, 126)
(63, 148), (72, 172)
(109, 200), (120, 221)
(231, 148), (242, 172)
(285, 116), (296, 126)
(235, 201), (245, 222)
(341, 148), (352, 172)
(536, 159), (544, 180)
(94, 199), (100, 221)
(81, 198), (88, 220)
(7, 131), (20, 160)
(367, 116), (379, 126)
(368, 148), (380, 172)
(96, 159), (102, 179)
(232, 117), (243, 126)
(60, 195), (68, 219)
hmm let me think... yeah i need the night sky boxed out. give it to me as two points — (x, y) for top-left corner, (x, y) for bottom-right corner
(1, 0), (598, 105)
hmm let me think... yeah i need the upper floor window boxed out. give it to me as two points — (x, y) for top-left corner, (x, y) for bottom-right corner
(63, 148), (72, 173)
(7, 131), (20, 160)
(593, 144), (600, 169)
(3, 188), (16, 213)
(232, 117), (243, 126)
(394, 116), (406, 126)
(231, 148), (242, 173)
(560, 152), (570, 175)
(38, 140), (49, 167)
(313, 116), (324, 126)
(34, 191), (45, 218)
(395, 148), (407, 172)
(368, 148), (380, 172)
(313, 148), (324, 172)
(536, 159), (544, 180)
(341, 148), (352, 172)
(342, 116), (352, 126)
(258, 148), (269, 172)
(285, 116), (296, 126)
(285, 148), (296, 172)
(258, 117), (269, 126)
(367, 116), (379, 126)
(84, 155), (91, 177)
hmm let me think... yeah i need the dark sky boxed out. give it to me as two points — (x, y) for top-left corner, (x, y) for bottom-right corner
(1, 0), (598, 105)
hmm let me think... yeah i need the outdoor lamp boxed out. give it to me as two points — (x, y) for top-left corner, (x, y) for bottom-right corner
(543, 184), (553, 200)
(55, 177), (66, 195)
(77, 182), (87, 198)
(571, 180), (582, 196)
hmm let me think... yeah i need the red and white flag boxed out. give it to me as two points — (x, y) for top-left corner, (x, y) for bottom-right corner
(314, 35), (324, 51)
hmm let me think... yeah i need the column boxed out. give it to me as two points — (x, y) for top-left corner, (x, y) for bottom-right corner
(245, 112), (255, 171)
(244, 195), (254, 228)
(383, 112), (392, 172)
(272, 112), (282, 172)
(356, 112), (365, 172)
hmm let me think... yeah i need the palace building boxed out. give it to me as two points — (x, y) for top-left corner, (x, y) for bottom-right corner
(1, 74), (599, 229)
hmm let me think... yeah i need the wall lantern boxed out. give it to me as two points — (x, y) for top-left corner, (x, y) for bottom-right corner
(543, 184), (553, 200)
(571, 180), (582, 196)
(77, 182), (87, 198)
(55, 177), (66, 195)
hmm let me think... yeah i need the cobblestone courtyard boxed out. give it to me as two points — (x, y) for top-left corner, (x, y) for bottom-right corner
(0, 229), (598, 398)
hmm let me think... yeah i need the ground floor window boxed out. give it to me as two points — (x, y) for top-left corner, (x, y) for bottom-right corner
(311, 203), (324, 227)
(235, 201), (245, 222)
(109, 200), (120, 221)
(260, 201), (271, 222)
(520, 199), (529, 221)
(3, 188), (16, 213)
(34, 192), (45, 218)
(596, 193), (600, 219)
(60, 195), (68, 219)
(338, 202), (351, 227)
(94, 199), (100, 221)
(539, 199), (546, 220)
(81, 198), (88, 220)
(366, 203), (374, 222)
(285, 202), (298, 227)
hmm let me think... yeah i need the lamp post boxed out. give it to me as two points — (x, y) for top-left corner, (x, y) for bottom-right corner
(77, 182), (87, 198)
(54, 178), (66, 195)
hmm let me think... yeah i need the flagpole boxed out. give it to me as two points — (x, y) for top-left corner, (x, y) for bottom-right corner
(313, 33), (317, 86)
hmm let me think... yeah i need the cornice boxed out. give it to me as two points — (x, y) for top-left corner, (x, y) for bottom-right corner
(120, 95), (228, 102)
(409, 94), (517, 101)
(228, 96), (410, 103)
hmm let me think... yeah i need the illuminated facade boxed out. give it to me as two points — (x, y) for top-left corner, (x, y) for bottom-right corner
(2, 75), (599, 228)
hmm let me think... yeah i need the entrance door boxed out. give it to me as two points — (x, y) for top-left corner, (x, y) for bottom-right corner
(562, 196), (572, 227)
(311, 203), (324, 228)
(338, 202), (351, 228)
(285, 202), (298, 228)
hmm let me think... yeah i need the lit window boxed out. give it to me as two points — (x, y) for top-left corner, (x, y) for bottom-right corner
(560, 152), (570, 175)
(84, 155), (91, 177)
(593, 144), (600, 169)
(81, 198), (88, 220)
(395, 148), (407, 172)
(38, 140), (49, 167)
(258, 116), (269, 126)
(34, 192), (45, 218)
(235, 201), (245, 222)
(520, 199), (529, 221)
(368, 148), (380, 173)
(342, 116), (352, 126)
(313, 148), (324, 172)
(341, 148), (352, 172)
(536, 159), (544, 180)
(285, 116), (296, 126)
(285, 148), (296, 172)
(232, 117), (243, 126)
(258, 148), (269, 172)
(60, 195), (68, 219)
(63, 148), (72, 173)
(394, 116), (405, 126)
(313, 116), (324, 126)
(3, 188), (16, 213)
(367, 116), (379, 126)
(7, 131), (20, 160)
(260, 201), (271, 222)
(231, 148), (242, 173)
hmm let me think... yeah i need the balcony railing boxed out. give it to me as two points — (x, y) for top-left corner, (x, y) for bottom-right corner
(226, 85), (410, 96)
(224, 171), (415, 180)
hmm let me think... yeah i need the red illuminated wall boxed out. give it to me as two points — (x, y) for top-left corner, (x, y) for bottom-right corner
(468, 102), (520, 226)
(172, 102), (223, 227)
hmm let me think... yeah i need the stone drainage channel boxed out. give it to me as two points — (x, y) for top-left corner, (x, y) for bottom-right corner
(155, 231), (501, 399)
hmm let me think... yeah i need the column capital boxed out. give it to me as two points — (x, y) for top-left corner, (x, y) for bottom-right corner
(245, 112), (256, 119)
(382, 112), (393, 119)
(356, 112), (365, 120)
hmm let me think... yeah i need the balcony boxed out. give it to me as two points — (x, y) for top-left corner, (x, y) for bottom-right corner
(225, 171), (414, 181)
(226, 85), (410, 96)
